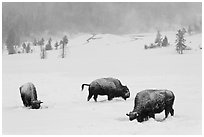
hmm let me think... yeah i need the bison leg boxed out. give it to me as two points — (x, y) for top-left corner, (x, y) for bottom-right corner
(93, 94), (98, 102)
(143, 113), (150, 121)
(143, 116), (149, 121)
(21, 94), (29, 107)
(165, 108), (170, 118)
(149, 113), (155, 119)
(87, 93), (93, 101)
(170, 108), (174, 116)
(137, 115), (144, 122)
(165, 105), (175, 118)
(108, 95), (113, 101)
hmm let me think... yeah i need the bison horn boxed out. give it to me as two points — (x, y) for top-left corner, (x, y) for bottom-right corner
(126, 113), (130, 116)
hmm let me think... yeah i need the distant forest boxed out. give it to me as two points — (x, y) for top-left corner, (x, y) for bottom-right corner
(2, 2), (202, 43)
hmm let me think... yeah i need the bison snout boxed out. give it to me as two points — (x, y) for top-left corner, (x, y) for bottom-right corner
(31, 100), (43, 109)
(125, 92), (130, 98)
(126, 111), (137, 121)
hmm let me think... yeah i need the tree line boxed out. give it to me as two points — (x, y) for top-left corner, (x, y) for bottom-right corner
(3, 2), (201, 44)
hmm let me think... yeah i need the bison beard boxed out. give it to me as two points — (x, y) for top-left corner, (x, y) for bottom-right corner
(81, 77), (130, 102)
(19, 82), (43, 109)
(126, 89), (175, 122)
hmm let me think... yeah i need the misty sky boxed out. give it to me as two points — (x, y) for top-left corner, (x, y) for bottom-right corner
(2, 2), (202, 40)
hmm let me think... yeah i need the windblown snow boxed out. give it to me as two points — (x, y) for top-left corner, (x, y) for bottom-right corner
(2, 32), (202, 135)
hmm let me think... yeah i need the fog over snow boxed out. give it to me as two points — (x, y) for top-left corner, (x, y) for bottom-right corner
(2, 2), (201, 41)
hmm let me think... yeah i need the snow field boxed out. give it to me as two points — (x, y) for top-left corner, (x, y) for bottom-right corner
(2, 32), (202, 134)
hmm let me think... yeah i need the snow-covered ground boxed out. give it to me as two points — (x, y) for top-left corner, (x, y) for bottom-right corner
(2, 32), (202, 134)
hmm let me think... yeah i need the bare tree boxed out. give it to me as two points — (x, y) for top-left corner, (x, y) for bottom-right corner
(86, 34), (102, 44)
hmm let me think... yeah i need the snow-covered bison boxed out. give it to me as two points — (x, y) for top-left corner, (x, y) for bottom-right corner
(81, 77), (130, 102)
(126, 89), (175, 122)
(19, 82), (43, 109)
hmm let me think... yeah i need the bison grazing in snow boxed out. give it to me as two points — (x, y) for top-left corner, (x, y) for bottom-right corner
(81, 77), (130, 102)
(19, 82), (43, 109)
(126, 89), (175, 122)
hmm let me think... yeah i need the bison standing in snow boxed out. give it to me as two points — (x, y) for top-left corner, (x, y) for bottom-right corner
(81, 77), (130, 102)
(126, 89), (175, 122)
(19, 82), (43, 109)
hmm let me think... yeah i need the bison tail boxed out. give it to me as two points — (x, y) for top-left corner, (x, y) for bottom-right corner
(81, 84), (90, 91)
(19, 86), (22, 93)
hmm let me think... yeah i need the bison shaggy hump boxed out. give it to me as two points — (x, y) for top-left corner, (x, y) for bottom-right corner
(126, 89), (175, 122)
(81, 77), (130, 102)
(19, 82), (43, 109)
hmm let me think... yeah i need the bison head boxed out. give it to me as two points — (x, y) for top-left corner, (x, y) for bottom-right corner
(126, 112), (148, 122)
(126, 111), (138, 121)
(31, 100), (43, 109)
(121, 86), (130, 100)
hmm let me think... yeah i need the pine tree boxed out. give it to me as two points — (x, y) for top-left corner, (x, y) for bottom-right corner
(25, 43), (31, 53)
(39, 38), (46, 59)
(33, 38), (37, 46)
(6, 28), (19, 54)
(54, 41), (59, 50)
(45, 37), (52, 50)
(175, 29), (186, 54)
(162, 36), (168, 47)
(155, 30), (162, 47)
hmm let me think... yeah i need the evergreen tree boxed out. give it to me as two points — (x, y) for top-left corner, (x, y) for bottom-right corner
(45, 37), (52, 50)
(162, 36), (168, 47)
(54, 41), (59, 50)
(33, 38), (37, 46)
(39, 38), (46, 59)
(175, 29), (186, 54)
(63, 35), (68, 45)
(6, 28), (19, 54)
(25, 43), (31, 53)
(154, 30), (162, 46)
(22, 42), (26, 53)
(40, 47), (46, 59)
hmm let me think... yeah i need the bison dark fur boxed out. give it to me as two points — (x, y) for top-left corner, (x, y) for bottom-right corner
(126, 89), (175, 122)
(19, 82), (43, 109)
(81, 77), (130, 102)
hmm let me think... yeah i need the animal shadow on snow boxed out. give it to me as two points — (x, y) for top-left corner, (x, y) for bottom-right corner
(116, 117), (130, 122)
(4, 105), (23, 110)
(23, 105), (49, 110)
(6, 105), (50, 110)
(115, 117), (173, 123)
(116, 114), (177, 123)
(116, 115), (168, 123)
(154, 117), (166, 122)
(153, 114), (177, 122)
(91, 98), (126, 103)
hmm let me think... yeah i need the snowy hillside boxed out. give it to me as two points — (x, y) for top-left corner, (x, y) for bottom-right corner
(2, 32), (202, 135)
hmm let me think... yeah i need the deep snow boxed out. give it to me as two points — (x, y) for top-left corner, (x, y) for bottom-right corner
(2, 32), (202, 134)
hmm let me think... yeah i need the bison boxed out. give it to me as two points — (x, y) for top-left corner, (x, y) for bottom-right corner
(81, 77), (130, 102)
(126, 89), (175, 122)
(19, 82), (43, 109)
